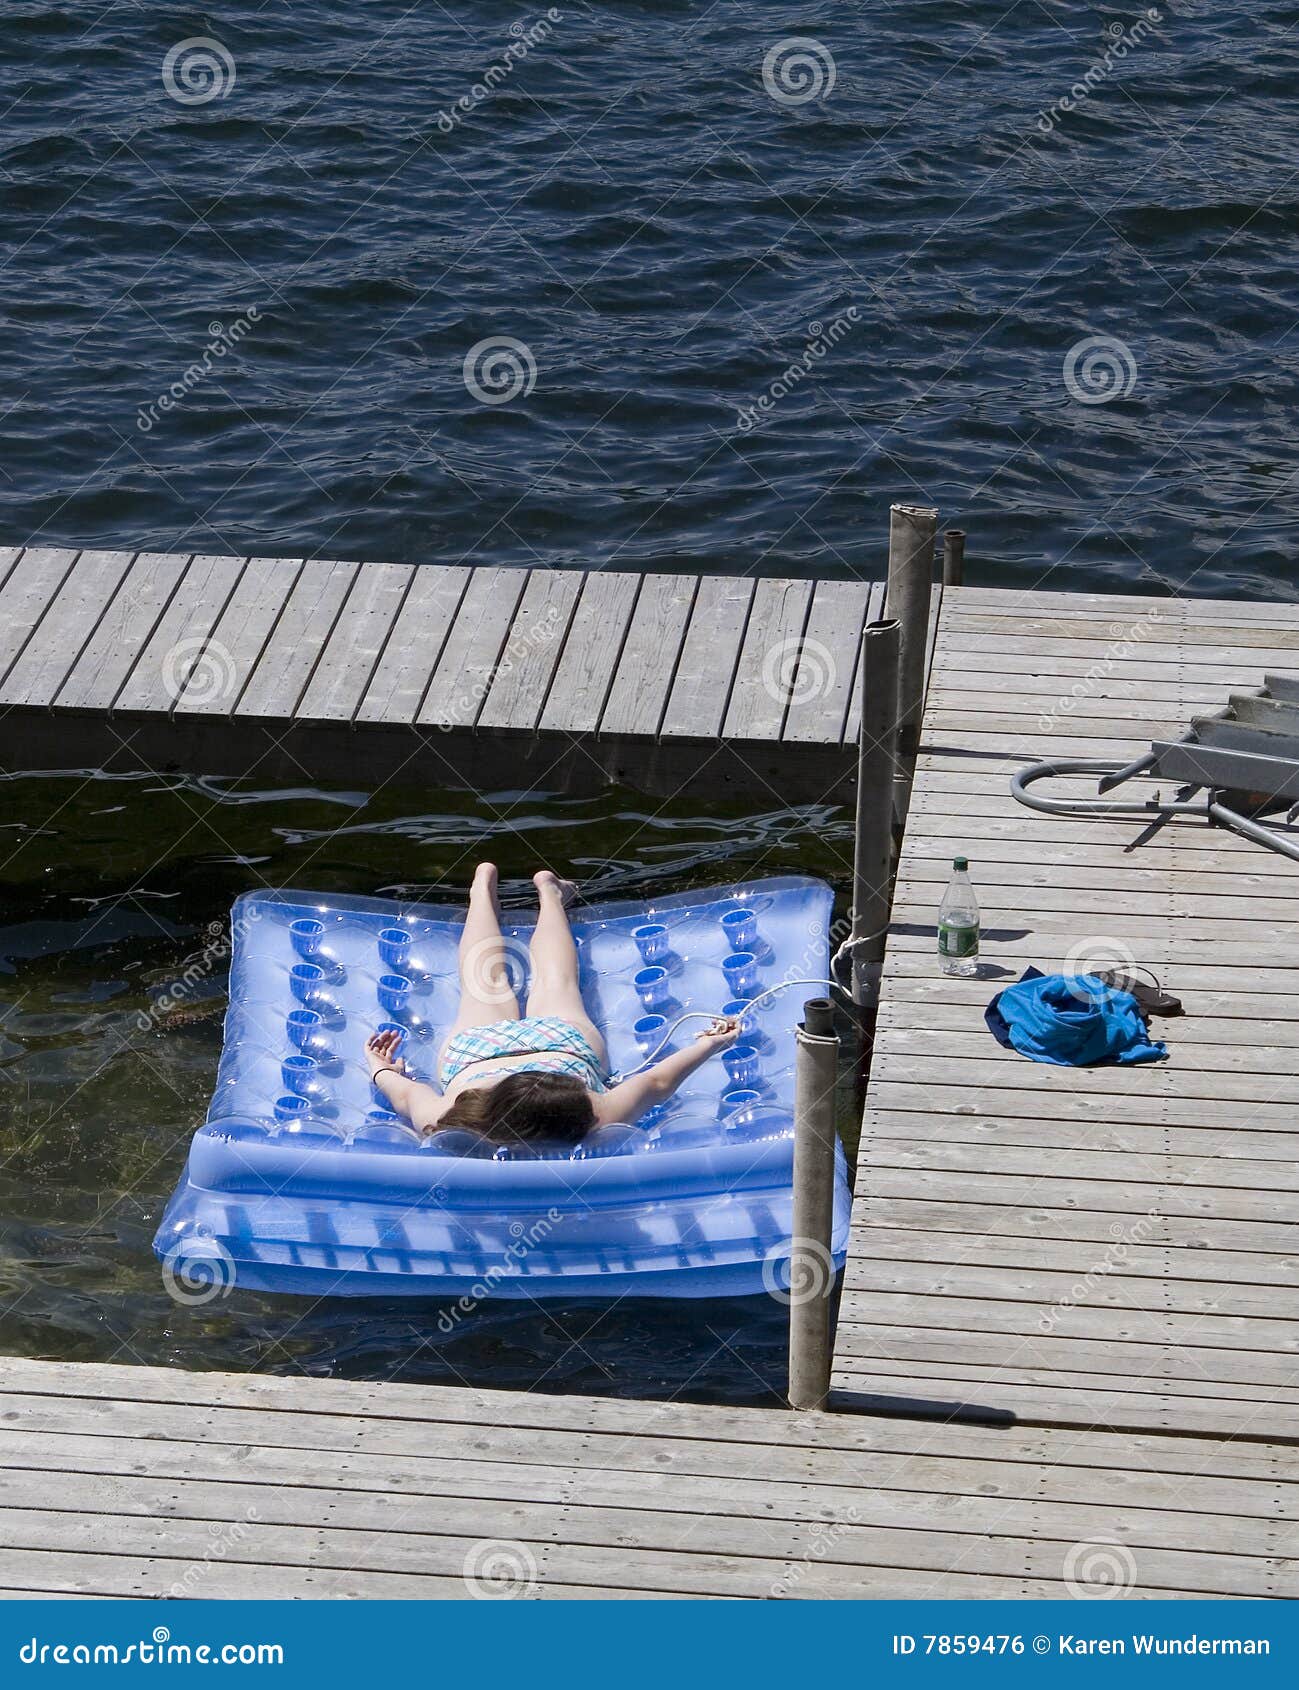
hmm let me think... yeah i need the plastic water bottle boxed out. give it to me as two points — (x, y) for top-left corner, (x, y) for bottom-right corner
(938, 857), (979, 976)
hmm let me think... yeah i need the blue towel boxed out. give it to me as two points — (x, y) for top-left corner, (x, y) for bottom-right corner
(985, 967), (1167, 1066)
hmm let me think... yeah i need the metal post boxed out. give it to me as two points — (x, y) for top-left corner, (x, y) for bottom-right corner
(943, 528), (965, 587)
(850, 618), (900, 1018)
(788, 997), (840, 1412)
(885, 502), (938, 827)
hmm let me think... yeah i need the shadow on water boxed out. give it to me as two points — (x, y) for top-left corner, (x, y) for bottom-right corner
(0, 769), (859, 1404)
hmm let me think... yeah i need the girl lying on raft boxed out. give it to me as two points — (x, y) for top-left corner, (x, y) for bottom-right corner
(365, 862), (740, 1146)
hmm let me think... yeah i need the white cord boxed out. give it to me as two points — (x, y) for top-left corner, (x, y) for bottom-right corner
(606, 976), (841, 1083)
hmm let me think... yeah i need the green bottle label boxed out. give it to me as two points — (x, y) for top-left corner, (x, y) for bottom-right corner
(939, 922), (979, 958)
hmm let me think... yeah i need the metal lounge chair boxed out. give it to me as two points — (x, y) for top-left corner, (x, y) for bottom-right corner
(1011, 675), (1299, 865)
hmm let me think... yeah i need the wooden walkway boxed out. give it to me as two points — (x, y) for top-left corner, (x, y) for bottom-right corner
(834, 584), (1299, 1443)
(0, 1355), (1293, 1599)
(0, 546), (888, 798)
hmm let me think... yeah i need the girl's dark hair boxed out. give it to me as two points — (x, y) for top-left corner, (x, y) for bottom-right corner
(437, 1072), (596, 1145)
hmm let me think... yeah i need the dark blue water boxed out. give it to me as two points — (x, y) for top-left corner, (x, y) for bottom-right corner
(2, 1), (1296, 596)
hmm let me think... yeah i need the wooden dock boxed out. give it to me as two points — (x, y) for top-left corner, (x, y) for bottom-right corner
(834, 584), (1299, 1445)
(0, 1355), (1293, 1599)
(0, 546), (889, 798)
(3, 553), (1299, 1597)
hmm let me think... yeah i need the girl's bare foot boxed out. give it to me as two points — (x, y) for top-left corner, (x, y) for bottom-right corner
(365, 1028), (406, 1077)
(534, 868), (578, 907)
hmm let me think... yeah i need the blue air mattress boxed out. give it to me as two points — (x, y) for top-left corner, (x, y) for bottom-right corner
(153, 876), (850, 1299)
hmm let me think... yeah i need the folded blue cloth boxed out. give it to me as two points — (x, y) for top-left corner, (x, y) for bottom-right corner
(985, 967), (1168, 1066)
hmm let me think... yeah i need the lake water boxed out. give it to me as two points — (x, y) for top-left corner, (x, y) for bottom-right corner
(0, 1), (1290, 1397)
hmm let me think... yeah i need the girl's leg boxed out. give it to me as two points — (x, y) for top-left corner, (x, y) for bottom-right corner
(526, 870), (607, 1063)
(444, 863), (520, 1040)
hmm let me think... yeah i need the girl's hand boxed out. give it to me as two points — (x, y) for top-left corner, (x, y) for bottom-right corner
(366, 1028), (406, 1077)
(696, 1015), (742, 1050)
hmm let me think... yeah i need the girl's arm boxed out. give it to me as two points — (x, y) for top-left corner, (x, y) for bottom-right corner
(595, 1017), (741, 1126)
(365, 1030), (449, 1133)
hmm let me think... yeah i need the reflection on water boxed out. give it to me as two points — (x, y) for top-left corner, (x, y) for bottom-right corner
(0, 771), (854, 1403)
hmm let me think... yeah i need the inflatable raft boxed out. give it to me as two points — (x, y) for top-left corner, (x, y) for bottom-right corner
(153, 876), (851, 1299)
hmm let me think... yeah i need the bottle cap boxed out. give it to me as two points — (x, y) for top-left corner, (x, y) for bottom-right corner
(953, 856), (968, 871)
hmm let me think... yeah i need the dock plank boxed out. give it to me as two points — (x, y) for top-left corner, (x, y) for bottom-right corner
(782, 578), (874, 745)
(478, 568), (584, 732)
(599, 574), (695, 738)
(659, 573), (756, 741)
(113, 554), (246, 714)
(53, 553), (191, 712)
(235, 558), (359, 720)
(417, 566), (529, 730)
(0, 548), (81, 683)
(539, 570), (640, 735)
(355, 565), (470, 725)
(0, 550), (134, 708)
(723, 577), (814, 742)
(297, 560), (414, 723)
(174, 556), (303, 717)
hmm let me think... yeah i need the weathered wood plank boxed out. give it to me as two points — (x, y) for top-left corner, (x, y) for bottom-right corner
(173, 556), (301, 717)
(599, 574), (695, 738)
(723, 577), (814, 742)
(478, 568), (584, 732)
(297, 561), (413, 723)
(52, 552), (191, 712)
(842, 582), (895, 741)
(0, 550), (134, 707)
(234, 558), (359, 719)
(113, 554), (246, 714)
(0, 547), (81, 683)
(659, 573), (756, 741)
(538, 570), (640, 736)
(355, 565), (470, 725)
(780, 578), (873, 745)
(417, 567), (529, 730)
